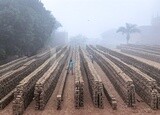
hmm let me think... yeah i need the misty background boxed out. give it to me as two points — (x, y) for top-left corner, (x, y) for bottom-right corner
(41, 0), (160, 45)
(0, 0), (160, 63)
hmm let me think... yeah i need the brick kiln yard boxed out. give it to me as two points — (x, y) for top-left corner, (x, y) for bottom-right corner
(1, 45), (160, 115)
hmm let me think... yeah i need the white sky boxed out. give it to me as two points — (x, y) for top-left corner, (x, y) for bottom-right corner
(41, 0), (160, 38)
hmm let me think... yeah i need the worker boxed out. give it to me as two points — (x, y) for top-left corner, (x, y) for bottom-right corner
(68, 59), (74, 75)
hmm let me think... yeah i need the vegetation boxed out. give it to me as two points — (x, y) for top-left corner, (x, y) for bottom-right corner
(117, 23), (140, 44)
(0, 0), (60, 60)
(70, 35), (88, 46)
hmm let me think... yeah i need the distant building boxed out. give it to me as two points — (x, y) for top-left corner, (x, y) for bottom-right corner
(134, 16), (160, 44)
(151, 16), (160, 27)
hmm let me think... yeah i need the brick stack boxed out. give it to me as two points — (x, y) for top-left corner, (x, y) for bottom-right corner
(0, 57), (27, 70)
(87, 46), (135, 107)
(80, 48), (104, 109)
(34, 62), (59, 110)
(0, 57), (29, 76)
(12, 48), (64, 115)
(56, 48), (71, 110)
(103, 84), (117, 110)
(117, 44), (160, 56)
(34, 48), (69, 110)
(118, 44), (160, 53)
(0, 89), (15, 109)
(96, 45), (160, 86)
(120, 48), (160, 63)
(56, 67), (68, 110)
(56, 46), (68, 59)
(102, 47), (160, 110)
(74, 49), (84, 109)
(0, 60), (35, 110)
(0, 48), (56, 110)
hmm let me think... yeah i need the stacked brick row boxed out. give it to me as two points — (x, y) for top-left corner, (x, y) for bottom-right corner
(0, 46), (55, 77)
(118, 44), (160, 53)
(0, 45), (62, 77)
(103, 84), (117, 110)
(0, 57), (29, 76)
(74, 49), (84, 109)
(86, 47), (117, 110)
(96, 45), (160, 88)
(96, 46), (160, 109)
(34, 48), (69, 110)
(117, 44), (160, 56)
(0, 47), (56, 109)
(87, 46), (135, 107)
(56, 48), (71, 110)
(0, 59), (35, 109)
(0, 56), (27, 70)
(120, 48), (160, 63)
(56, 66), (68, 110)
(80, 48), (104, 109)
(0, 88), (15, 109)
(12, 47), (66, 115)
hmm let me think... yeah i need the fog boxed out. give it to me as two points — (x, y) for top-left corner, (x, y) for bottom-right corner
(41, 0), (159, 38)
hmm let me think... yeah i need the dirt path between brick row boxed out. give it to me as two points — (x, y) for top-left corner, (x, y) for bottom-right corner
(0, 102), (12, 115)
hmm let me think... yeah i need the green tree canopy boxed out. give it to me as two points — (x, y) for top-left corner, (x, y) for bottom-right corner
(0, 0), (60, 59)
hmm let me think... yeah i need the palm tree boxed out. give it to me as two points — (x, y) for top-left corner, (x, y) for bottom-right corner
(117, 23), (140, 44)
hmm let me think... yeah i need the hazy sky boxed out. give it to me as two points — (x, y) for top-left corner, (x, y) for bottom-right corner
(41, 0), (160, 38)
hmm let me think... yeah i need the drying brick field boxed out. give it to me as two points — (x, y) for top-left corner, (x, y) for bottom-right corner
(1, 45), (160, 115)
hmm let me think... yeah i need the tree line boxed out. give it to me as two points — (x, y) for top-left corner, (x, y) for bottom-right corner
(0, 0), (60, 60)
